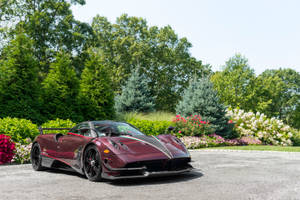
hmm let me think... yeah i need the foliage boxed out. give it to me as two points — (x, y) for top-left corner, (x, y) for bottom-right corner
(0, 134), (15, 164)
(291, 130), (300, 146)
(0, 33), (43, 124)
(256, 68), (300, 128)
(212, 55), (300, 129)
(41, 119), (76, 134)
(115, 68), (155, 113)
(226, 108), (294, 146)
(211, 54), (257, 112)
(116, 111), (174, 122)
(92, 14), (211, 111)
(79, 49), (115, 120)
(41, 51), (81, 122)
(0, 0), (91, 73)
(180, 135), (261, 149)
(0, 117), (39, 144)
(12, 142), (32, 164)
(172, 115), (213, 137)
(201, 145), (300, 152)
(176, 77), (232, 137)
(127, 119), (174, 136)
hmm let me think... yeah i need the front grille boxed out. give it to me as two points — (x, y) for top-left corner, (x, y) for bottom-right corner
(125, 158), (191, 172)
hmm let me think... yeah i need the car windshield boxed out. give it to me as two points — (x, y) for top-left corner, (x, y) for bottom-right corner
(94, 122), (144, 137)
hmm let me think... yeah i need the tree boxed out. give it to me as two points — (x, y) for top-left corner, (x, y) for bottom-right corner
(257, 68), (300, 126)
(211, 54), (256, 111)
(0, 0), (92, 73)
(41, 51), (80, 121)
(115, 67), (155, 113)
(0, 33), (42, 123)
(91, 14), (211, 111)
(79, 49), (115, 120)
(176, 77), (233, 138)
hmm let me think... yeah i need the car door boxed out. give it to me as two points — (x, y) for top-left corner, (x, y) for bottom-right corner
(57, 123), (93, 168)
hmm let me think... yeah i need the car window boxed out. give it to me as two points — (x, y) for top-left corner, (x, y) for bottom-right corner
(115, 123), (144, 136)
(71, 123), (90, 136)
(79, 128), (92, 137)
(94, 124), (111, 137)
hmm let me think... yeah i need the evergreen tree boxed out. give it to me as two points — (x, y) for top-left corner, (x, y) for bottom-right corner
(176, 77), (233, 138)
(115, 67), (155, 113)
(0, 33), (42, 123)
(41, 51), (80, 121)
(79, 49), (115, 120)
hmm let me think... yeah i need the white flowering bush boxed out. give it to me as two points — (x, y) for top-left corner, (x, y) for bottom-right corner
(226, 108), (294, 146)
(12, 142), (32, 164)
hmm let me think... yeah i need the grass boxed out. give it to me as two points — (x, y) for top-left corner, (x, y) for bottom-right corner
(201, 145), (300, 152)
(116, 111), (174, 122)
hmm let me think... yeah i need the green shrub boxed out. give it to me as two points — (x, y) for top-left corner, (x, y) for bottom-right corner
(127, 119), (174, 136)
(0, 117), (39, 144)
(41, 118), (76, 134)
(291, 130), (300, 146)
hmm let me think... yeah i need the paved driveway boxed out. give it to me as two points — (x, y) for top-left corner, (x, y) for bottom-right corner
(1, 150), (300, 200)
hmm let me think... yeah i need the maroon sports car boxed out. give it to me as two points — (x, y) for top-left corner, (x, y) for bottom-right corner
(31, 121), (193, 181)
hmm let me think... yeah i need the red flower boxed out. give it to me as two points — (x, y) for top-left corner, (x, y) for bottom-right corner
(228, 120), (233, 124)
(0, 134), (15, 164)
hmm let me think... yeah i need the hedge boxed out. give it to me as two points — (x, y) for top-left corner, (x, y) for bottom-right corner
(0, 117), (39, 144)
(127, 119), (174, 136)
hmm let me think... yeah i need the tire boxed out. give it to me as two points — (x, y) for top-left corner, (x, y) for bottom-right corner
(83, 145), (102, 182)
(31, 143), (45, 171)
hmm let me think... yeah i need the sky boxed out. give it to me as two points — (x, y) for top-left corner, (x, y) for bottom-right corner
(71, 0), (300, 74)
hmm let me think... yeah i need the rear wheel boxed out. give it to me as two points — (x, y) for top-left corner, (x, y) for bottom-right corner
(31, 143), (44, 171)
(83, 145), (102, 182)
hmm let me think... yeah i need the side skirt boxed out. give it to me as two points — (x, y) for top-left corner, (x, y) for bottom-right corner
(41, 154), (85, 175)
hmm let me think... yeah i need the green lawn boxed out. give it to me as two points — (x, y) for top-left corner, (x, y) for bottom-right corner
(117, 111), (174, 122)
(201, 145), (300, 152)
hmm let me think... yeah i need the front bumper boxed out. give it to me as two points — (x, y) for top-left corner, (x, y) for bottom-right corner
(102, 162), (194, 180)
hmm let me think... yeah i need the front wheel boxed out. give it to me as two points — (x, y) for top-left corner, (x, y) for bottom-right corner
(83, 145), (102, 182)
(30, 143), (45, 171)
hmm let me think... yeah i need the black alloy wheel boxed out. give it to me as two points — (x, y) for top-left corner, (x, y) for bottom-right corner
(83, 146), (102, 182)
(31, 143), (44, 171)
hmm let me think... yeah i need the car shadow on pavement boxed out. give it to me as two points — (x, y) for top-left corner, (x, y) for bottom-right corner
(109, 171), (204, 186)
(41, 167), (203, 185)
(42, 168), (87, 179)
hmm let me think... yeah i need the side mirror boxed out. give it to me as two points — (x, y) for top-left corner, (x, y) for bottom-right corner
(168, 126), (175, 131)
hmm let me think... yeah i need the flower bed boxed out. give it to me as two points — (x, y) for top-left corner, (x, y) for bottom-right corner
(181, 135), (261, 149)
(12, 142), (32, 164)
(226, 108), (294, 146)
(172, 115), (214, 137)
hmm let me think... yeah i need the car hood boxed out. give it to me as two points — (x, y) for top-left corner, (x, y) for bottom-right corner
(108, 134), (189, 159)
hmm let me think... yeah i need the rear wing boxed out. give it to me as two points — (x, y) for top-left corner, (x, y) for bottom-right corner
(38, 127), (71, 135)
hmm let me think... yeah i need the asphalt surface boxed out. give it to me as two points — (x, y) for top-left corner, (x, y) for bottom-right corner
(1, 150), (300, 200)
